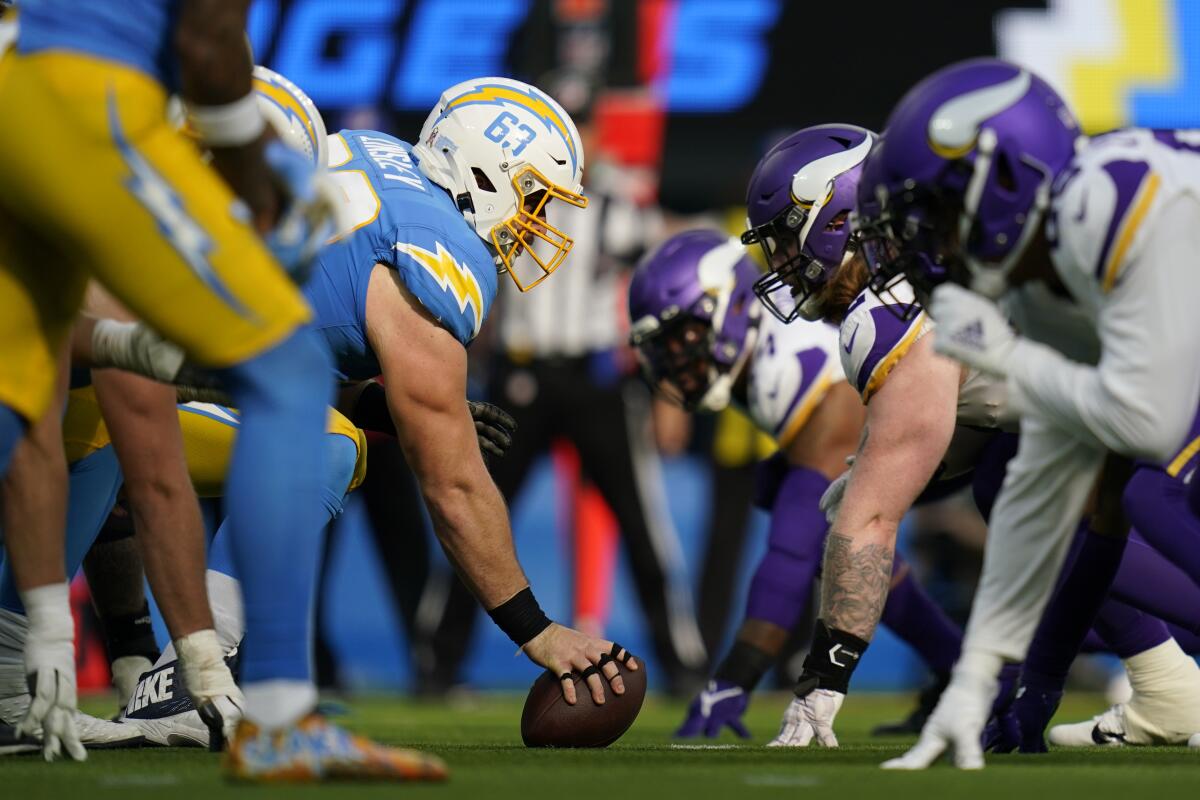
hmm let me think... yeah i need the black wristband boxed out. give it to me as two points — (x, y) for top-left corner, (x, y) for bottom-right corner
(795, 620), (869, 695)
(714, 640), (776, 691)
(487, 587), (552, 647)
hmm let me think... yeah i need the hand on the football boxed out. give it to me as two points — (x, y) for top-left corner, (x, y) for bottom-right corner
(468, 400), (517, 461)
(676, 680), (751, 739)
(768, 688), (844, 747)
(523, 624), (638, 706)
(928, 284), (1019, 378)
(881, 661), (997, 770)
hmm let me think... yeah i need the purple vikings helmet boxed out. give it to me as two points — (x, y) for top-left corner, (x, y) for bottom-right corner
(857, 58), (1081, 308)
(742, 125), (875, 323)
(628, 230), (761, 413)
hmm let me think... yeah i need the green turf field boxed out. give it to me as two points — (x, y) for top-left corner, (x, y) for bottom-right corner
(3, 692), (1198, 798)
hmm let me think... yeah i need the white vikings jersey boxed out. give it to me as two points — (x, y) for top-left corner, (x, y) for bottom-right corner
(1008, 127), (1200, 462)
(744, 312), (843, 445)
(840, 280), (1018, 479)
(959, 129), (1200, 663)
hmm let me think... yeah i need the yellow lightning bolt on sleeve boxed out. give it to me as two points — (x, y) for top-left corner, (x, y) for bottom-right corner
(394, 242), (484, 334)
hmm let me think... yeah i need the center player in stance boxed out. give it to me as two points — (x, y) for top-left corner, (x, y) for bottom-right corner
(96, 73), (640, 769)
(627, 224), (975, 741)
(850, 58), (1200, 769)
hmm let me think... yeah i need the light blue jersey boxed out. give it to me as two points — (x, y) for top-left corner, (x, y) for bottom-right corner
(304, 129), (498, 381)
(17, 0), (180, 88)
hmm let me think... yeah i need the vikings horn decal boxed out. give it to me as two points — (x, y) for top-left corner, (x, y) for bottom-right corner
(927, 70), (1031, 158)
(788, 133), (874, 247)
(696, 239), (746, 295)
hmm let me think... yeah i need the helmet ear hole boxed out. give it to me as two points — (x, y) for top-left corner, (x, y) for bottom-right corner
(472, 168), (497, 193)
(825, 210), (850, 232)
(995, 151), (1017, 192)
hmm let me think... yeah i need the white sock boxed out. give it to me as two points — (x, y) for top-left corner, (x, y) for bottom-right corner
(242, 680), (317, 730)
(1122, 638), (1200, 743)
(205, 571), (245, 653)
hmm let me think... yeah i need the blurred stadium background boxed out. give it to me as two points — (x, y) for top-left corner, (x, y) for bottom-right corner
(72, 0), (1200, 696)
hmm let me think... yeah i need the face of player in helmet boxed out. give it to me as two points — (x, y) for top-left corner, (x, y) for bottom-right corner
(857, 169), (971, 318)
(490, 166), (588, 291)
(744, 206), (855, 323)
(634, 317), (721, 411)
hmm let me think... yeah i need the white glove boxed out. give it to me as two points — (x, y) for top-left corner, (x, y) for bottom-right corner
(767, 688), (844, 747)
(175, 630), (244, 750)
(819, 455), (855, 524)
(881, 652), (1001, 770)
(17, 584), (85, 761)
(928, 284), (1020, 378)
(91, 319), (186, 382)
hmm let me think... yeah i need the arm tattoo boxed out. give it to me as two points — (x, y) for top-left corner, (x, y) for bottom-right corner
(820, 532), (893, 641)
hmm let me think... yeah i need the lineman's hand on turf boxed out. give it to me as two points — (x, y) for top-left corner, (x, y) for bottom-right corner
(19, 626), (85, 762)
(468, 401), (517, 462)
(676, 680), (751, 739)
(768, 688), (843, 747)
(523, 624), (638, 706)
(881, 660), (997, 770)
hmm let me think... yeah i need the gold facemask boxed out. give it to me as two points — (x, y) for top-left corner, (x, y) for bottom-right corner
(490, 165), (588, 292)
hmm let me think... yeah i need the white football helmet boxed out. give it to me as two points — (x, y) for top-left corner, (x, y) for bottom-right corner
(413, 77), (588, 291)
(251, 65), (328, 168)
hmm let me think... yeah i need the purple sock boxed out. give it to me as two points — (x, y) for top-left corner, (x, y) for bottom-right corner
(880, 556), (961, 675)
(1124, 465), (1200, 584)
(970, 432), (1020, 521)
(1021, 523), (1127, 691)
(744, 466), (828, 629)
(1090, 598), (1171, 659)
(1110, 531), (1200, 634)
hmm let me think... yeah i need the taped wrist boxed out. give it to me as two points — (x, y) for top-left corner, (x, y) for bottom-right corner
(795, 620), (869, 696)
(714, 640), (776, 691)
(99, 602), (160, 663)
(487, 587), (552, 647)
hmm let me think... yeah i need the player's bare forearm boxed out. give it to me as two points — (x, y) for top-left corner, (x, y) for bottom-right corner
(1, 347), (71, 592)
(820, 530), (893, 641)
(400, 403), (529, 608)
(817, 334), (959, 640)
(85, 286), (214, 639)
(371, 271), (530, 610)
(175, 0), (275, 228)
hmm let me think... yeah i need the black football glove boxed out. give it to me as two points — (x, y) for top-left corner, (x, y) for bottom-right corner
(468, 400), (517, 462)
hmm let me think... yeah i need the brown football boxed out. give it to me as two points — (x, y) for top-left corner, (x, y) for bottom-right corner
(520, 662), (647, 748)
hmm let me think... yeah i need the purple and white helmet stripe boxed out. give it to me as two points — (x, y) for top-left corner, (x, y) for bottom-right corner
(742, 125), (875, 323)
(858, 58), (1081, 299)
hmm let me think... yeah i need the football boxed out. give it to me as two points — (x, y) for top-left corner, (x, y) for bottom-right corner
(520, 662), (647, 748)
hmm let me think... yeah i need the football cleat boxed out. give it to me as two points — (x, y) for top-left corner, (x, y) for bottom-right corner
(224, 714), (449, 782)
(1047, 704), (1132, 748)
(0, 692), (145, 749)
(1048, 700), (1200, 748)
(120, 655), (242, 748)
(0, 720), (39, 755)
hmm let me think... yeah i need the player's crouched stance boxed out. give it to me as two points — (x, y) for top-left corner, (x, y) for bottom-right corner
(97, 71), (637, 777)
